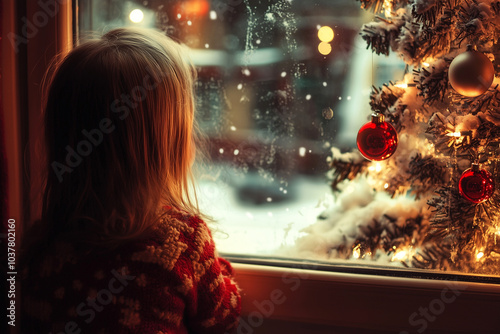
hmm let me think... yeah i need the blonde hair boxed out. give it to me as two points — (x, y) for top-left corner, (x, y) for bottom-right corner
(40, 27), (200, 249)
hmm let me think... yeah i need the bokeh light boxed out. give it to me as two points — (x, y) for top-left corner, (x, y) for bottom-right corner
(129, 9), (144, 23)
(318, 26), (334, 42)
(318, 42), (332, 55)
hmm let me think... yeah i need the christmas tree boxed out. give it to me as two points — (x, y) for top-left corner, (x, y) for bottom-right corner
(291, 0), (500, 275)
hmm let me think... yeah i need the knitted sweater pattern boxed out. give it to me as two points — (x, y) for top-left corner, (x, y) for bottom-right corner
(21, 208), (241, 333)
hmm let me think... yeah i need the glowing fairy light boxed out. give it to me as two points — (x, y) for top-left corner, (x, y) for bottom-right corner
(318, 42), (332, 55)
(395, 82), (417, 88)
(375, 163), (382, 172)
(219, 148), (224, 154)
(384, 183), (389, 189)
(383, 0), (393, 16)
(299, 147), (306, 157)
(392, 250), (408, 261)
(476, 252), (484, 260)
(318, 26), (334, 43)
(446, 132), (462, 137)
(234, 149), (239, 156)
(446, 130), (472, 146)
(422, 62), (430, 67)
(210, 10), (217, 20)
(129, 9), (144, 23)
(230, 126), (237, 131)
(353, 244), (361, 259)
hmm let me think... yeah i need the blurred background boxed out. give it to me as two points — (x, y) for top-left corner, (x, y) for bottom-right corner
(77, 0), (405, 256)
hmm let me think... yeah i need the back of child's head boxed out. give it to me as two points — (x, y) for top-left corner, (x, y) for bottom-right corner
(42, 27), (198, 247)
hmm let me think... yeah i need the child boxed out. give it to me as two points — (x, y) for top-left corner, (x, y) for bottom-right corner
(20, 27), (241, 333)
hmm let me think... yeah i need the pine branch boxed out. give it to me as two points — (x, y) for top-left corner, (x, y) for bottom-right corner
(453, 85), (500, 115)
(415, 59), (451, 104)
(369, 83), (407, 131)
(361, 15), (407, 56)
(334, 213), (427, 261)
(408, 154), (448, 197)
(357, 0), (411, 13)
(329, 158), (370, 192)
(412, 0), (444, 25)
(456, 0), (498, 46)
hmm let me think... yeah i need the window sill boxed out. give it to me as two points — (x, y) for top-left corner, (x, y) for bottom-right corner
(231, 261), (500, 333)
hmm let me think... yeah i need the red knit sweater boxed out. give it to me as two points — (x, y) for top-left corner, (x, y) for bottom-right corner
(21, 208), (241, 333)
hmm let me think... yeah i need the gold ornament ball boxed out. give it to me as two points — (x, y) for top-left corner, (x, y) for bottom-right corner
(448, 49), (495, 97)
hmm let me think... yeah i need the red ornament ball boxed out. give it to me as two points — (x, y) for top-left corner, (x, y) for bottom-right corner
(458, 164), (495, 204)
(448, 46), (495, 97)
(356, 113), (398, 161)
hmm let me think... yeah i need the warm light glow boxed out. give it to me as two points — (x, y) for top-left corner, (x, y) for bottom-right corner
(446, 132), (462, 137)
(353, 245), (361, 259)
(395, 82), (417, 88)
(318, 42), (332, 55)
(318, 26), (334, 42)
(392, 250), (407, 261)
(129, 9), (144, 23)
(422, 62), (430, 67)
(299, 147), (306, 157)
(384, 183), (389, 189)
(477, 252), (484, 260)
(383, 0), (393, 16)
(179, 0), (210, 17)
(368, 163), (383, 172)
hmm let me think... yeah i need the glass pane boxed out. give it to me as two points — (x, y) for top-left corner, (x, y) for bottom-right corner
(76, 0), (500, 278)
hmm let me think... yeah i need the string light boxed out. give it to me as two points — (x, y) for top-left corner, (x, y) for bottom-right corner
(353, 244), (361, 259)
(445, 130), (472, 145)
(395, 82), (417, 88)
(476, 251), (485, 260)
(368, 162), (383, 172)
(383, 0), (393, 17)
(392, 250), (408, 261)
(446, 132), (462, 137)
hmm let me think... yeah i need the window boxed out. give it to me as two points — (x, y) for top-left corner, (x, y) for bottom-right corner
(76, 0), (500, 280)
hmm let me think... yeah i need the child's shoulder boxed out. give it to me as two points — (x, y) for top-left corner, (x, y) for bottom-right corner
(130, 207), (213, 272)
